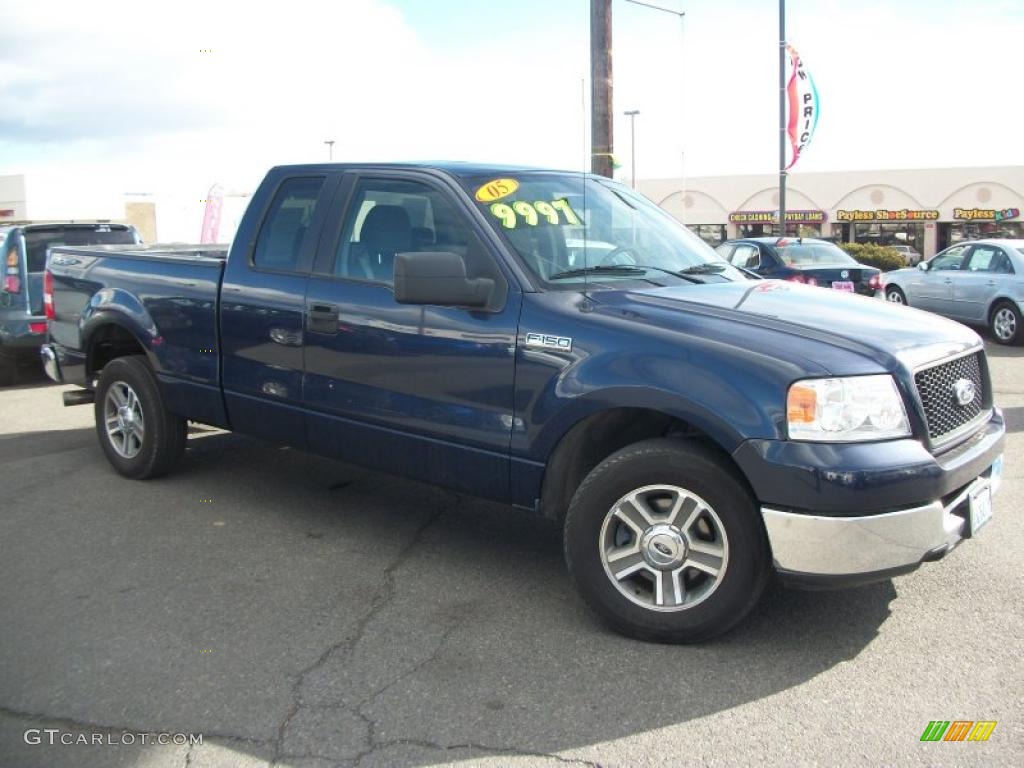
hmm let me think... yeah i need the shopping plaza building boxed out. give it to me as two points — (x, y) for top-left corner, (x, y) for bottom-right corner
(639, 165), (1023, 258)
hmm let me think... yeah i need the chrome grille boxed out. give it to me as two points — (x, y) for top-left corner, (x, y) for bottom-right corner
(914, 352), (985, 443)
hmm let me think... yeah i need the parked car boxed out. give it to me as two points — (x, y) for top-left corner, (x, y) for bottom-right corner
(1, 222), (141, 384)
(890, 244), (923, 266)
(42, 163), (1004, 643)
(716, 237), (883, 296)
(883, 239), (1024, 345)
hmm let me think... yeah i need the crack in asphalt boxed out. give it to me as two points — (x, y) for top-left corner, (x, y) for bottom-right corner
(270, 491), (458, 766)
(355, 737), (603, 767)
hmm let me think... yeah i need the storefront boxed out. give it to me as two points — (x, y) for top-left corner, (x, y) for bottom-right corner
(728, 210), (825, 239)
(639, 166), (1024, 259)
(940, 207), (1022, 249)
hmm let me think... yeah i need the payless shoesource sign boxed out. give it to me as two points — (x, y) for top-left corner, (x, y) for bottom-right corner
(836, 209), (939, 221)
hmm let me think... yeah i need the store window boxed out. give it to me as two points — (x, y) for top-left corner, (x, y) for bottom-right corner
(940, 221), (1024, 248)
(737, 222), (821, 239)
(687, 224), (727, 246)
(853, 222), (925, 255)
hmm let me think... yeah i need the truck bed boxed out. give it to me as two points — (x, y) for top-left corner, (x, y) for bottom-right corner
(47, 243), (229, 422)
(49, 243), (229, 265)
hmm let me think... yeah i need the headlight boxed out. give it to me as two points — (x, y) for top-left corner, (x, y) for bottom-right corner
(787, 374), (911, 442)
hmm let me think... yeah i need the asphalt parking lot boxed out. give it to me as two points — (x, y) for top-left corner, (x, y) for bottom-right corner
(1, 343), (1022, 768)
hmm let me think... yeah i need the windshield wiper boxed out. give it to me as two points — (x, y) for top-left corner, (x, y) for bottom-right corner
(676, 262), (728, 275)
(549, 264), (703, 284)
(548, 265), (650, 280)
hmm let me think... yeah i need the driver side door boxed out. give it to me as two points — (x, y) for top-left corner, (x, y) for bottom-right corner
(908, 244), (968, 312)
(301, 171), (523, 502)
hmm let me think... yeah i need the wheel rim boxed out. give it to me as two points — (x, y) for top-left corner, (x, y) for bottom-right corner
(104, 381), (145, 458)
(993, 308), (1016, 341)
(599, 484), (729, 612)
(887, 289), (904, 304)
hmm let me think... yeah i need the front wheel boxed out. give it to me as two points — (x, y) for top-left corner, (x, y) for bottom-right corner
(564, 439), (770, 643)
(990, 301), (1022, 345)
(885, 286), (907, 305)
(94, 356), (187, 479)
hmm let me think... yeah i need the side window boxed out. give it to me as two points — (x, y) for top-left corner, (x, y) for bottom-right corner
(729, 244), (760, 269)
(990, 251), (1015, 274)
(964, 246), (999, 272)
(335, 178), (485, 286)
(252, 177), (325, 272)
(714, 243), (734, 260)
(930, 245), (968, 271)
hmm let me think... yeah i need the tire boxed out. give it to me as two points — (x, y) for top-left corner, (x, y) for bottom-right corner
(94, 356), (187, 479)
(989, 301), (1022, 346)
(564, 438), (771, 643)
(885, 286), (907, 305)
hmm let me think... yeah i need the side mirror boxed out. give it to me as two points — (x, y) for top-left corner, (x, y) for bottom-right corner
(918, 261), (929, 271)
(394, 251), (494, 308)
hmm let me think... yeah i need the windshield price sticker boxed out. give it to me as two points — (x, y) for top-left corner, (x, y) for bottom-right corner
(475, 178), (519, 203)
(489, 199), (582, 229)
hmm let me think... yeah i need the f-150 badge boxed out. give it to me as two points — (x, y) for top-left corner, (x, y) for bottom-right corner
(525, 333), (572, 352)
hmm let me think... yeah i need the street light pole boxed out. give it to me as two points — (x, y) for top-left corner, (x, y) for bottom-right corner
(624, 110), (640, 188)
(624, 0), (686, 205)
(324, 140), (335, 161)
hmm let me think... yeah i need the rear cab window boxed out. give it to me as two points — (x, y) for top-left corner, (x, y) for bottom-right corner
(252, 177), (326, 272)
(23, 225), (138, 272)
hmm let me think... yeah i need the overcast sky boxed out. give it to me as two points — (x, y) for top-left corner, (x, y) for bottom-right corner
(1, 0), (1021, 237)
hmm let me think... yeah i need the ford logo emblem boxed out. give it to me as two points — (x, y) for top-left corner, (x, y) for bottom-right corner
(652, 541), (674, 557)
(953, 379), (976, 407)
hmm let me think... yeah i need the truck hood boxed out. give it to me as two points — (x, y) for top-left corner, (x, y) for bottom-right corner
(591, 279), (981, 373)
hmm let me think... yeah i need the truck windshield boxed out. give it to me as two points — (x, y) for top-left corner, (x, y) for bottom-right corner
(24, 225), (138, 272)
(467, 174), (747, 288)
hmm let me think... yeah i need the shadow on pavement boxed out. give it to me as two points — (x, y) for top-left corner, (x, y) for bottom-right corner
(0, 430), (896, 767)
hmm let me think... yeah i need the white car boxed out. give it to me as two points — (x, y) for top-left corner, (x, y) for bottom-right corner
(890, 244), (923, 266)
(882, 239), (1024, 344)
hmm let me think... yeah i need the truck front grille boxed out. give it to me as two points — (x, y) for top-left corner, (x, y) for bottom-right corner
(914, 351), (985, 444)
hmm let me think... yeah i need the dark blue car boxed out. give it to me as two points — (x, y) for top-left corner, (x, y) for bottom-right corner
(716, 236), (882, 296)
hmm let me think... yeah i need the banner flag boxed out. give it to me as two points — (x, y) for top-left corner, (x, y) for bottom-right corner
(200, 183), (224, 244)
(784, 43), (819, 170)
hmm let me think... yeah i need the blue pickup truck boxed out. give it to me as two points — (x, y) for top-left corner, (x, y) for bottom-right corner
(42, 163), (1005, 642)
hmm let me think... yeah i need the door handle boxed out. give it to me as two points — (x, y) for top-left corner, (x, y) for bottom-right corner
(308, 303), (340, 334)
(987, 280), (997, 286)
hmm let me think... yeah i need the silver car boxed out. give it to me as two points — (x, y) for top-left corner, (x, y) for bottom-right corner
(883, 238), (1024, 344)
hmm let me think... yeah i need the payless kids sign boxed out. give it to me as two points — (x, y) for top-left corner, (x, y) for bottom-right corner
(954, 207), (1020, 221)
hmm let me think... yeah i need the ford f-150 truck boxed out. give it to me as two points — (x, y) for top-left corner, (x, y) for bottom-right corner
(41, 163), (1005, 642)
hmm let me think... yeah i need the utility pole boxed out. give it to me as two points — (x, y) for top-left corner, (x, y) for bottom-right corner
(591, 0), (613, 178)
(624, 110), (640, 188)
(778, 0), (787, 237)
(324, 140), (335, 161)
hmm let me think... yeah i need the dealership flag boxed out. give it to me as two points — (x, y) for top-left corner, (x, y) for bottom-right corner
(200, 183), (224, 244)
(784, 43), (819, 170)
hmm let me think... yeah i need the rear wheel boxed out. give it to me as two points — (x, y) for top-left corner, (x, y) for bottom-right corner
(885, 286), (907, 305)
(990, 301), (1022, 345)
(94, 356), (187, 478)
(564, 438), (771, 643)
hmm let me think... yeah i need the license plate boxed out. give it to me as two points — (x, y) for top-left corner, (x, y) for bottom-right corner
(831, 281), (855, 292)
(969, 484), (993, 535)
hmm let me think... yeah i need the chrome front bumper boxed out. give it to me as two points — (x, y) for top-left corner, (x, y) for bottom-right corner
(762, 459), (1001, 586)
